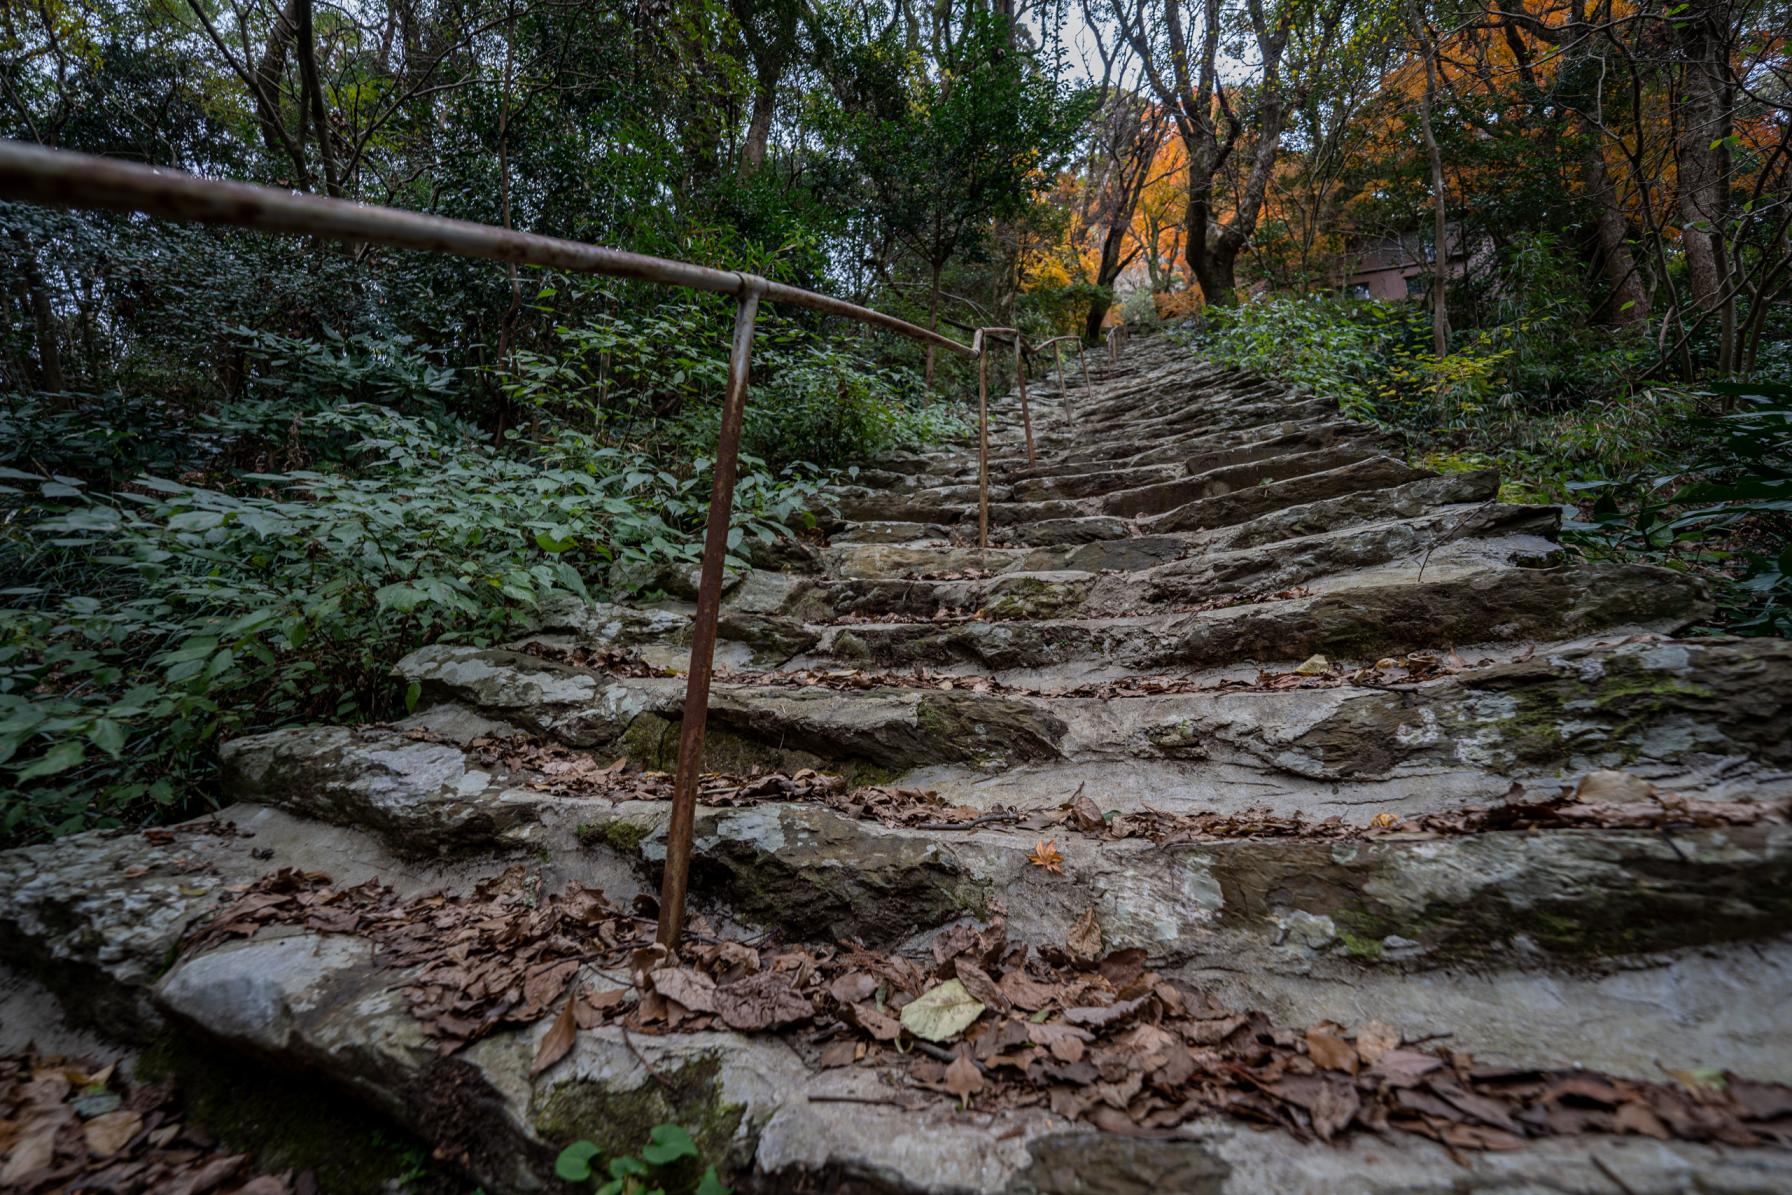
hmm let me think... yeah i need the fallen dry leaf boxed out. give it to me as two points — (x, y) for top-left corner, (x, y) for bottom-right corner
(531, 995), (578, 1077)
(1027, 837), (1065, 873)
(944, 1053), (985, 1107)
(716, 969), (812, 1031)
(952, 959), (1011, 1015)
(83, 1108), (142, 1157)
(1355, 1019), (1401, 1065)
(1305, 1026), (1360, 1075)
(652, 967), (720, 1014)
(1065, 909), (1102, 966)
(997, 967), (1058, 1012)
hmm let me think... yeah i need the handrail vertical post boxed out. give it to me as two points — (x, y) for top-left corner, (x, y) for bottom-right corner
(657, 278), (765, 950)
(977, 340), (990, 550)
(1013, 335), (1036, 466)
(1053, 341), (1075, 427)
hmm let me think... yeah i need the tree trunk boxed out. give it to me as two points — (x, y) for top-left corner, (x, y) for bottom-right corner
(1183, 164), (1236, 306)
(10, 231), (64, 393)
(253, 0), (302, 167)
(1193, 239), (1239, 305)
(295, 0), (342, 196)
(1085, 221), (1129, 341)
(493, 1), (523, 442)
(1580, 134), (1649, 325)
(739, 82), (776, 177)
(924, 264), (940, 389)
(1412, 4), (1451, 356)
(1673, 0), (1730, 315)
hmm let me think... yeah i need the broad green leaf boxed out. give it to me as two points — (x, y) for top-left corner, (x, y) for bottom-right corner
(87, 719), (126, 758)
(18, 740), (86, 781)
(641, 1123), (697, 1165)
(555, 1140), (601, 1181)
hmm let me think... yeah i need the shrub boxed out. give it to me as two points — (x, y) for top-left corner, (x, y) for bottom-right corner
(0, 405), (826, 842)
(1564, 380), (1792, 636)
(507, 287), (966, 473)
(1118, 287), (1161, 329)
(1184, 288), (1789, 637)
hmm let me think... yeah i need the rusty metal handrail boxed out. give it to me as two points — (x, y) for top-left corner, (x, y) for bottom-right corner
(1105, 322), (1129, 365)
(967, 326), (1040, 549)
(0, 138), (983, 952)
(965, 328), (1131, 549)
(962, 329), (1121, 550)
(1029, 334), (1094, 428)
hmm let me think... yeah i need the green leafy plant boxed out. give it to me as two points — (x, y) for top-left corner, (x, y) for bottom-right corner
(1563, 380), (1792, 636)
(0, 404), (828, 843)
(554, 1124), (730, 1195)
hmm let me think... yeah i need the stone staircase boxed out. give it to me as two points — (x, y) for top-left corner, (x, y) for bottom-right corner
(5, 335), (1791, 1193)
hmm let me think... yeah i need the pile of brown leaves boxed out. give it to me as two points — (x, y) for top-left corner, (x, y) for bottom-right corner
(181, 873), (1792, 1151)
(705, 653), (1477, 699)
(508, 634), (1484, 699)
(1162, 584), (1313, 616)
(1020, 784), (1788, 847)
(901, 567), (995, 581)
(518, 642), (674, 676)
(612, 915), (1792, 1150)
(715, 666), (1015, 694)
(183, 866), (640, 1056)
(829, 607), (975, 625)
(0, 1052), (295, 1194)
(400, 729), (1787, 844)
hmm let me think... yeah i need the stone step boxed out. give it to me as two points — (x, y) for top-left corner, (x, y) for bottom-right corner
(1141, 455), (1436, 534)
(623, 804), (1792, 967)
(10, 332), (1789, 1195)
(1205, 468), (1501, 550)
(830, 519), (955, 545)
(817, 535), (1195, 579)
(792, 563), (1708, 675)
(800, 505), (1556, 623)
(381, 636), (1792, 820)
(13, 815), (1782, 1194)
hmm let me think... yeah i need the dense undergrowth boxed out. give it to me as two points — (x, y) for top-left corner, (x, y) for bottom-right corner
(1187, 292), (1792, 639)
(0, 299), (967, 844)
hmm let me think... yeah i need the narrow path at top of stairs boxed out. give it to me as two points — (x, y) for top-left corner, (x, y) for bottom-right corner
(5, 335), (1791, 1194)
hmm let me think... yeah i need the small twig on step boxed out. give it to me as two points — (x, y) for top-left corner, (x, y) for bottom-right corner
(909, 1040), (993, 1076)
(621, 1023), (675, 1092)
(806, 1094), (915, 1108)
(1593, 1154), (1640, 1195)
(911, 812), (1020, 831)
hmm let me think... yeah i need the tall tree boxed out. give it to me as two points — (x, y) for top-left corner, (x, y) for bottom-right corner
(1113, 0), (1351, 305)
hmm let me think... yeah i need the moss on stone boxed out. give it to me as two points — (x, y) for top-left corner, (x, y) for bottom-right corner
(913, 694), (1062, 765)
(1211, 828), (1792, 968)
(1334, 928), (1385, 958)
(579, 816), (656, 855)
(137, 1033), (457, 1193)
(616, 713), (677, 771)
(688, 806), (992, 945)
(982, 575), (1091, 620)
(617, 712), (889, 780)
(531, 1054), (745, 1177)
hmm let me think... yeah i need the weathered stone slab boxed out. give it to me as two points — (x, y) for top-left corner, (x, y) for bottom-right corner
(221, 726), (531, 851)
(565, 800), (1792, 967)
